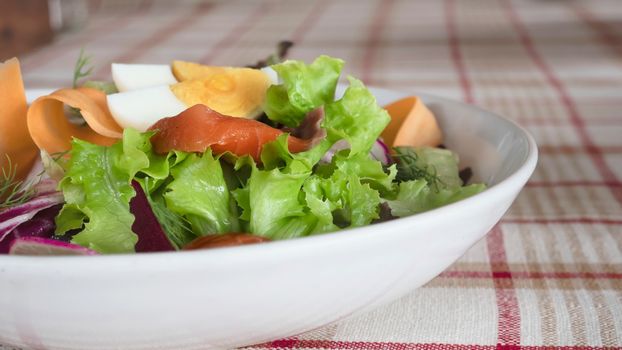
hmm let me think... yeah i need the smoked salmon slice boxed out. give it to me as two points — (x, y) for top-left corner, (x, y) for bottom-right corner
(149, 104), (312, 161)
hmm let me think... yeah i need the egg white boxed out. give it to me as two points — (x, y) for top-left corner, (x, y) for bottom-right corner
(112, 64), (178, 92)
(108, 65), (277, 131)
(107, 85), (186, 132)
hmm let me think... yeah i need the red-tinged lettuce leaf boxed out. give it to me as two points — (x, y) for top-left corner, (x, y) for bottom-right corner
(0, 232), (13, 253)
(0, 193), (63, 240)
(12, 204), (63, 238)
(9, 236), (98, 256)
(0, 203), (63, 254)
(129, 180), (175, 252)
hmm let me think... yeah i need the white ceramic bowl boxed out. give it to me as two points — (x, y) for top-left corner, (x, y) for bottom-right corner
(0, 87), (537, 350)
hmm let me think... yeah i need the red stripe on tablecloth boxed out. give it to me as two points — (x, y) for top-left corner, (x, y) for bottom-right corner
(445, 3), (519, 343)
(262, 340), (619, 350)
(21, 0), (153, 71)
(375, 76), (622, 87)
(570, 3), (622, 59)
(501, 0), (622, 206)
(515, 118), (622, 126)
(444, 0), (474, 104)
(487, 225), (521, 346)
(290, 0), (331, 43)
(445, 4), (519, 343)
(526, 181), (622, 188)
(501, 218), (622, 225)
(199, 1), (272, 64)
(361, 0), (395, 85)
(91, 1), (213, 79)
(440, 270), (622, 280)
(266, 340), (496, 349)
(538, 145), (622, 154)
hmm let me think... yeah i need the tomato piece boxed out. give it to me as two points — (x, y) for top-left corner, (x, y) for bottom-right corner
(183, 233), (270, 250)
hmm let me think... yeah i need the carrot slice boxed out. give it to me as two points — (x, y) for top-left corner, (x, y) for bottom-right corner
(0, 58), (39, 181)
(75, 87), (124, 137)
(27, 88), (123, 155)
(149, 104), (311, 161)
(382, 96), (443, 148)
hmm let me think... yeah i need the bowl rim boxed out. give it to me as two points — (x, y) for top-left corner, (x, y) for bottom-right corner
(1, 88), (538, 265)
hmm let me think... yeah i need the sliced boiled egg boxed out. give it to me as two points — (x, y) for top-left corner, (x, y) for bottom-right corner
(172, 60), (279, 86)
(260, 66), (279, 85)
(112, 64), (178, 92)
(108, 63), (276, 132)
(170, 67), (271, 120)
(107, 85), (186, 132)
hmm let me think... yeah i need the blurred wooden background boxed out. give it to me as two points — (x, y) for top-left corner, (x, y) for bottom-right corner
(0, 0), (53, 61)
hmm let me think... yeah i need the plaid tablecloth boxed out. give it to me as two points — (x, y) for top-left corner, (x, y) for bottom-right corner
(5, 0), (622, 348)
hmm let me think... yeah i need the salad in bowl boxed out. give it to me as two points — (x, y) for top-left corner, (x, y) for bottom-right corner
(0, 45), (537, 350)
(0, 47), (484, 255)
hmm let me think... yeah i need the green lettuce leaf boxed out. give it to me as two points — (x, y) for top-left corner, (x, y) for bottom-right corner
(242, 131), (393, 237)
(387, 180), (486, 217)
(331, 152), (396, 194)
(394, 146), (463, 190)
(55, 130), (158, 253)
(164, 151), (239, 235)
(55, 129), (198, 253)
(323, 77), (391, 157)
(246, 165), (317, 239)
(260, 134), (313, 174)
(265, 55), (344, 127)
(304, 168), (381, 229)
(346, 175), (381, 227)
(302, 176), (339, 233)
(240, 136), (328, 238)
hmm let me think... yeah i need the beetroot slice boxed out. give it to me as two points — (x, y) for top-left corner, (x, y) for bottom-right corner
(129, 181), (175, 252)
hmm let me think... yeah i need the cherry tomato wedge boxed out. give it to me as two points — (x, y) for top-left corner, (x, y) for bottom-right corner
(183, 233), (270, 250)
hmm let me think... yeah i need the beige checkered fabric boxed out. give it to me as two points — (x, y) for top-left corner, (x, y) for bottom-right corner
(4, 0), (622, 348)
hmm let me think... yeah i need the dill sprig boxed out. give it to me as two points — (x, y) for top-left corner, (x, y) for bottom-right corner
(0, 155), (37, 209)
(72, 48), (94, 88)
(69, 49), (94, 125)
(392, 147), (444, 192)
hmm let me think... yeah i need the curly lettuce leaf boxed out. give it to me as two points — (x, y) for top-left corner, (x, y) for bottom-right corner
(245, 165), (317, 239)
(331, 152), (396, 194)
(55, 130), (156, 253)
(55, 129), (196, 253)
(260, 134), (314, 174)
(241, 133), (393, 237)
(323, 77), (391, 157)
(241, 136), (327, 238)
(304, 165), (382, 229)
(265, 55), (344, 127)
(394, 146), (463, 190)
(164, 151), (239, 235)
(387, 180), (486, 217)
(301, 176), (339, 233)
